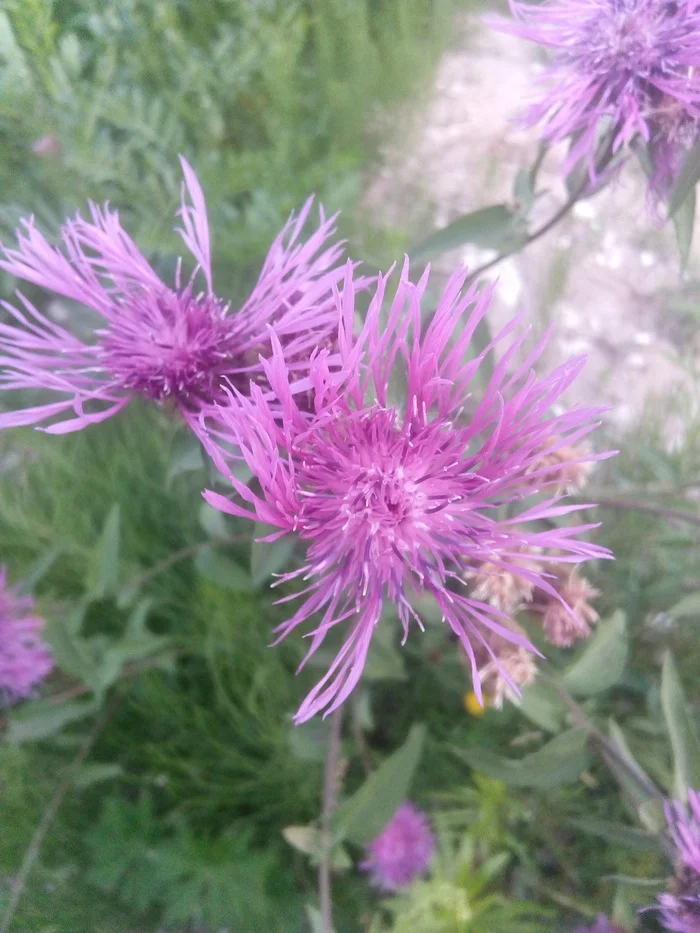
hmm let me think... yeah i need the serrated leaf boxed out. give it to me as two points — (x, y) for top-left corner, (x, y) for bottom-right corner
(7, 697), (99, 743)
(661, 651), (700, 801)
(86, 505), (120, 598)
(669, 137), (700, 215)
(567, 817), (659, 852)
(250, 522), (295, 587)
(194, 550), (254, 591)
(562, 611), (628, 696)
(410, 205), (528, 264)
(334, 724), (426, 845)
(455, 728), (590, 789)
(672, 185), (695, 272)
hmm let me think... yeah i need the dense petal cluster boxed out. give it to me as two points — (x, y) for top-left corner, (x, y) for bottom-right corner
(489, 0), (700, 188)
(0, 158), (346, 435)
(574, 916), (626, 933)
(658, 790), (700, 932)
(361, 802), (435, 891)
(0, 566), (53, 703)
(202, 260), (612, 722)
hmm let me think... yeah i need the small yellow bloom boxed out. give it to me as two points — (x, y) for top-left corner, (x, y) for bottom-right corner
(464, 690), (486, 716)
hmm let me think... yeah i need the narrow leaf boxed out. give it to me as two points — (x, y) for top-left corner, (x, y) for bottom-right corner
(334, 724), (425, 845)
(661, 651), (700, 801)
(568, 817), (659, 852)
(250, 523), (295, 587)
(672, 185), (696, 272)
(669, 137), (700, 215)
(86, 505), (121, 598)
(7, 697), (99, 743)
(194, 550), (254, 591)
(667, 592), (700, 620)
(410, 205), (527, 264)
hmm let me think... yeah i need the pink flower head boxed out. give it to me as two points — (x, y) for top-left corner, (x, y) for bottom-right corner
(0, 157), (347, 435)
(655, 790), (700, 932)
(488, 0), (700, 189)
(0, 566), (53, 703)
(202, 260), (613, 723)
(361, 802), (435, 892)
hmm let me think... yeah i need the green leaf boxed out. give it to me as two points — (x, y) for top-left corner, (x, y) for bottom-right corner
(194, 550), (254, 591)
(16, 549), (60, 596)
(661, 651), (700, 801)
(669, 137), (700, 215)
(7, 697), (99, 743)
(455, 728), (590, 789)
(167, 431), (204, 487)
(199, 501), (229, 538)
(362, 623), (406, 682)
(672, 185), (696, 272)
(603, 719), (661, 825)
(334, 724), (426, 845)
(562, 610), (628, 696)
(85, 505), (121, 598)
(410, 205), (528, 264)
(567, 817), (660, 852)
(305, 905), (332, 933)
(250, 522), (295, 587)
(75, 763), (123, 788)
(519, 679), (567, 733)
(44, 610), (97, 688)
(667, 592), (700, 620)
(282, 826), (351, 869)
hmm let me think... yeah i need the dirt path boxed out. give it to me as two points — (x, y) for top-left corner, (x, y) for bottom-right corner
(364, 13), (699, 430)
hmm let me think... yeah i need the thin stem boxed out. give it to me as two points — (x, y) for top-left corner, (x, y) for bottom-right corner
(0, 696), (118, 933)
(582, 495), (700, 529)
(319, 709), (344, 933)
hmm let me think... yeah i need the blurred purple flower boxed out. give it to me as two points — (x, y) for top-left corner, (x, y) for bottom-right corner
(488, 0), (700, 190)
(0, 157), (346, 435)
(202, 259), (613, 722)
(574, 916), (626, 933)
(0, 565), (53, 703)
(657, 790), (700, 932)
(361, 802), (435, 891)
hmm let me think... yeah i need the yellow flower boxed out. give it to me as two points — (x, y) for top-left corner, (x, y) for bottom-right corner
(464, 690), (486, 716)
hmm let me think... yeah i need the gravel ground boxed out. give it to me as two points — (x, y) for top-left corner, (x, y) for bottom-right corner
(364, 12), (700, 431)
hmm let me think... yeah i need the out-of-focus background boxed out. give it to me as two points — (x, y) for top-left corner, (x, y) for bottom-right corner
(1, 2), (699, 932)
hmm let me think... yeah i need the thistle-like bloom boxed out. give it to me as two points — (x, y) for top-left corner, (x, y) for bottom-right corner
(540, 567), (600, 646)
(0, 566), (53, 703)
(574, 916), (626, 933)
(478, 624), (538, 708)
(657, 790), (700, 932)
(202, 260), (613, 722)
(0, 158), (346, 435)
(489, 0), (700, 188)
(361, 802), (435, 892)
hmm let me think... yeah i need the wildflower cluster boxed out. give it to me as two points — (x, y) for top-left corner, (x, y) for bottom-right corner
(0, 160), (612, 722)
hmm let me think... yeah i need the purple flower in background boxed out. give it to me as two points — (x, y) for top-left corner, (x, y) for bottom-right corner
(657, 790), (700, 932)
(488, 0), (700, 190)
(574, 916), (626, 933)
(0, 157), (346, 435)
(202, 259), (613, 722)
(0, 565), (53, 703)
(361, 802), (435, 891)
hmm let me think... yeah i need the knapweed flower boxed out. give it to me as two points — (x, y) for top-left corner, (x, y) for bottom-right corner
(478, 625), (538, 708)
(202, 259), (613, 722)
(574, 916), (626, 933)
(526, 437), (593, 494)
(0, 157), (346, 435)
(489, 0), (700, 191)
(361, 802), (435, 891)
(0, 565), (53, 703)
(657, 790), (700, 932)
(539, 567), (600, 646)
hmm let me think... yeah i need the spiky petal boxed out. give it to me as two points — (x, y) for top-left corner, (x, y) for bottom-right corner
(653, 790), (700, 932)
(0, 158), (347, 435)
(361, 802), (435, 892)
(488, 0), (700, 188)
(0, 566), (53, 703)
(202, 259), (613, 722)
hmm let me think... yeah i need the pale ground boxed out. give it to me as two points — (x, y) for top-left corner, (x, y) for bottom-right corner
(364, 13), (700, 432)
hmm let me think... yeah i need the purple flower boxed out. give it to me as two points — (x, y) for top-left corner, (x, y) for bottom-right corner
(488, 0), (700, 190)
(201, 260), (613, 722)
(574, 916), (626, 933)
(361, 802), (435, 892)
(0, 158), (346, 435)
(0, 566), (53, 703)
(657, 790), (700, 932)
